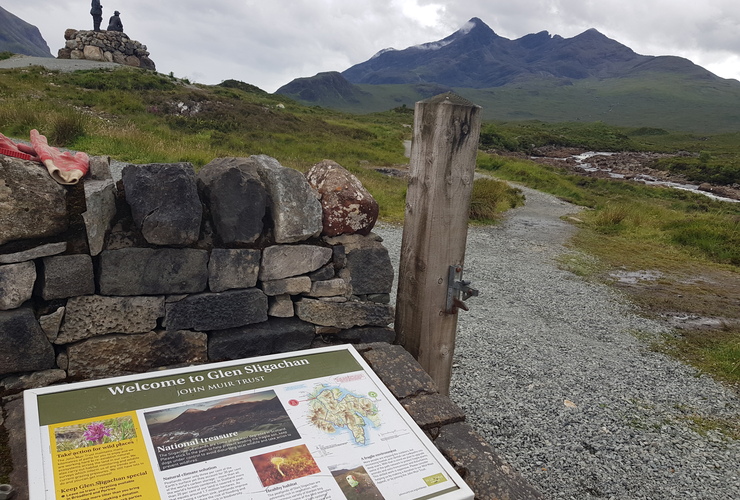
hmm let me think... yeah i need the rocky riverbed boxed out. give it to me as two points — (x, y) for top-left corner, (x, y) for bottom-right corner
(512, 147), (740, 202)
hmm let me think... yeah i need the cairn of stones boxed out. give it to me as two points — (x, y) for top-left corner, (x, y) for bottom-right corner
(57, 29), (156, 70)
(0, 154), (394, 395)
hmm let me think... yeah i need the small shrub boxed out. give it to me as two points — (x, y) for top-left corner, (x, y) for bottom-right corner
(49, 109), (88, 146)
(469, 178), (525, 222)
(0, 51), (13, 61)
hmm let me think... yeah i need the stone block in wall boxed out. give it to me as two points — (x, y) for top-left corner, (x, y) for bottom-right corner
(268, 295), (294, 318)
(0, 369), (66, 397)
(305, 278), (349, 298)
(197, 158), (267, 245)
(98, 248), (209, 295)
(0, 156), (68, 246)
(295, 298), (394, 329)
(260, 276), (312, 296)
(359, 343), (438, 399)
(434, 422), (546, 500)
(341, 244), (394, 295)
(0, 242), (66, 265)
(39, 306), (65, 342)
(89, 156), (113, 181)
(56, 295), (165, 344)
(208, 248), (261, 292)
(82, 178), (117, 256)
(308, 264), (335, 281)
(399, 393), (466, 430)
(38, 254), (95, 300)
(164, 289), (268, 331)
(0, 308), (56, 375)
(306, 159), (379, 237)
(83, 45), (105, 61)
(327, 326), (396, 345)
(121, 163), (202, 246)
(259, 245), (333, 281)
(208, 317), (315, 361)
(0, 261), (36, 310)
(251, 155), (323, 243)
(66, 330), (208, 379)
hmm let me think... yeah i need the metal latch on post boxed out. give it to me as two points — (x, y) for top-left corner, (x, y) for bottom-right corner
(445, 265), (479, 314)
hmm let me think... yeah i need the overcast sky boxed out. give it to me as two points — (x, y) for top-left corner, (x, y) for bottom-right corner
(4, 0), (740, 92)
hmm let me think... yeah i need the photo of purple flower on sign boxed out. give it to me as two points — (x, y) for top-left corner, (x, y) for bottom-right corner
(54, 416), (137, 451)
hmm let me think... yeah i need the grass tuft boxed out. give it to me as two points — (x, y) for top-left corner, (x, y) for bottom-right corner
(469, 178), (525, 222)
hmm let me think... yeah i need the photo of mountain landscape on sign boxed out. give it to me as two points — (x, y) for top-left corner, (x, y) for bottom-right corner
(144, 392), (299, 470)
(1, 2), (738, 499)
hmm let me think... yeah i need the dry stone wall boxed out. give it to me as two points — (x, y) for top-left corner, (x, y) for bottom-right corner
(0, 153), (393, 395)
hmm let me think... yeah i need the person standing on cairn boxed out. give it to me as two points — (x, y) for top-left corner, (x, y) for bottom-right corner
(90, 0), (103, 31)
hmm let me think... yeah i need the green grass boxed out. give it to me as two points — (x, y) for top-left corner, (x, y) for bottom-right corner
(469, 178), (525, 223)
(660, 329), (740, 390)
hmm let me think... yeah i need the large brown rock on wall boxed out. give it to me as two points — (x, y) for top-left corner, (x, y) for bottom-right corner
(306, 160), (379, 236)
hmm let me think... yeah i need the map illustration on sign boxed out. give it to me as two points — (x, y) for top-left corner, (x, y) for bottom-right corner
(307, 384), (381, 445)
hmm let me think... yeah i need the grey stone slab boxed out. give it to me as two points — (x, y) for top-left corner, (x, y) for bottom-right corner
(0, 261), (36, 310)
(4, 398), (28, 500)
(98, 248), (209, 295)
(399, 393), (466, 430)
(434, 422), (545, 500)
(359, 343), (437, 399)
(268, 294), (295, 317)
(344, 246), (394, 295)
(0, 242), (66, 264)
(121, 162), (202, 246)
(38, 254), (95, 300)
(56, 295), (165, 344)
(0, 308), (56, 375)
(305, 278), (349, 298)
(252, 155), (322, 243)
(0, 369), (66, 397)
(39, 306), (65, 342)
(198, 158), (267, 245)
(208, 248), (261, 292)
(330, 326), (396, 344)
(295, 298), (394, 329)
(0, 156), (67, 246)
(208, 317), (315, 361)
(259, 245), (333, 281)
(260, 276), (312, 296)
(66, 330), (208, 379)
(82, 178), (116, 256)
(164, 288), (268, 331)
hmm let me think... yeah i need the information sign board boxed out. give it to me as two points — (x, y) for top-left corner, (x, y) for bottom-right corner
(24, 345), (474, 500)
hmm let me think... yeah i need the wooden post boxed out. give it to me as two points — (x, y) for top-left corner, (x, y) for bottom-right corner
(396, 92), (482, 395)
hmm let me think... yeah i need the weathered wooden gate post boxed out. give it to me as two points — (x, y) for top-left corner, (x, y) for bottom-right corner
(396, 92), (482, 395)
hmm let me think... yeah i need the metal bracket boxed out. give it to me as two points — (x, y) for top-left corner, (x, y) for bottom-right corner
(445, 265), (479, 314)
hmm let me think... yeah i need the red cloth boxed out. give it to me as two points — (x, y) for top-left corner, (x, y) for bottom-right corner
(30, 129), (89, 185)
(0, 133), (38, 161)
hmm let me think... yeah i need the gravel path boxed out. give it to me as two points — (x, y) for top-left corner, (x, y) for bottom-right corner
(375, 186), (740, 500)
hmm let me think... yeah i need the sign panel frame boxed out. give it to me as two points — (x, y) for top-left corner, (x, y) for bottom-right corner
(25, 344), (474, 500)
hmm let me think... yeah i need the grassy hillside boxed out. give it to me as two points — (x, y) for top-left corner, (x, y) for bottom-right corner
(0, 64), (737, 390)
(280, 73), (740, 134)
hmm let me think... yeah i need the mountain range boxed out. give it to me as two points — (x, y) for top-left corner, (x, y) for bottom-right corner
(277, 18), (740, 133)
(0, 6), (53, 58)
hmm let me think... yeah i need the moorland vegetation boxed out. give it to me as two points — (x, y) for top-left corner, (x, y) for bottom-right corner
(0, 64), (737, 393)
